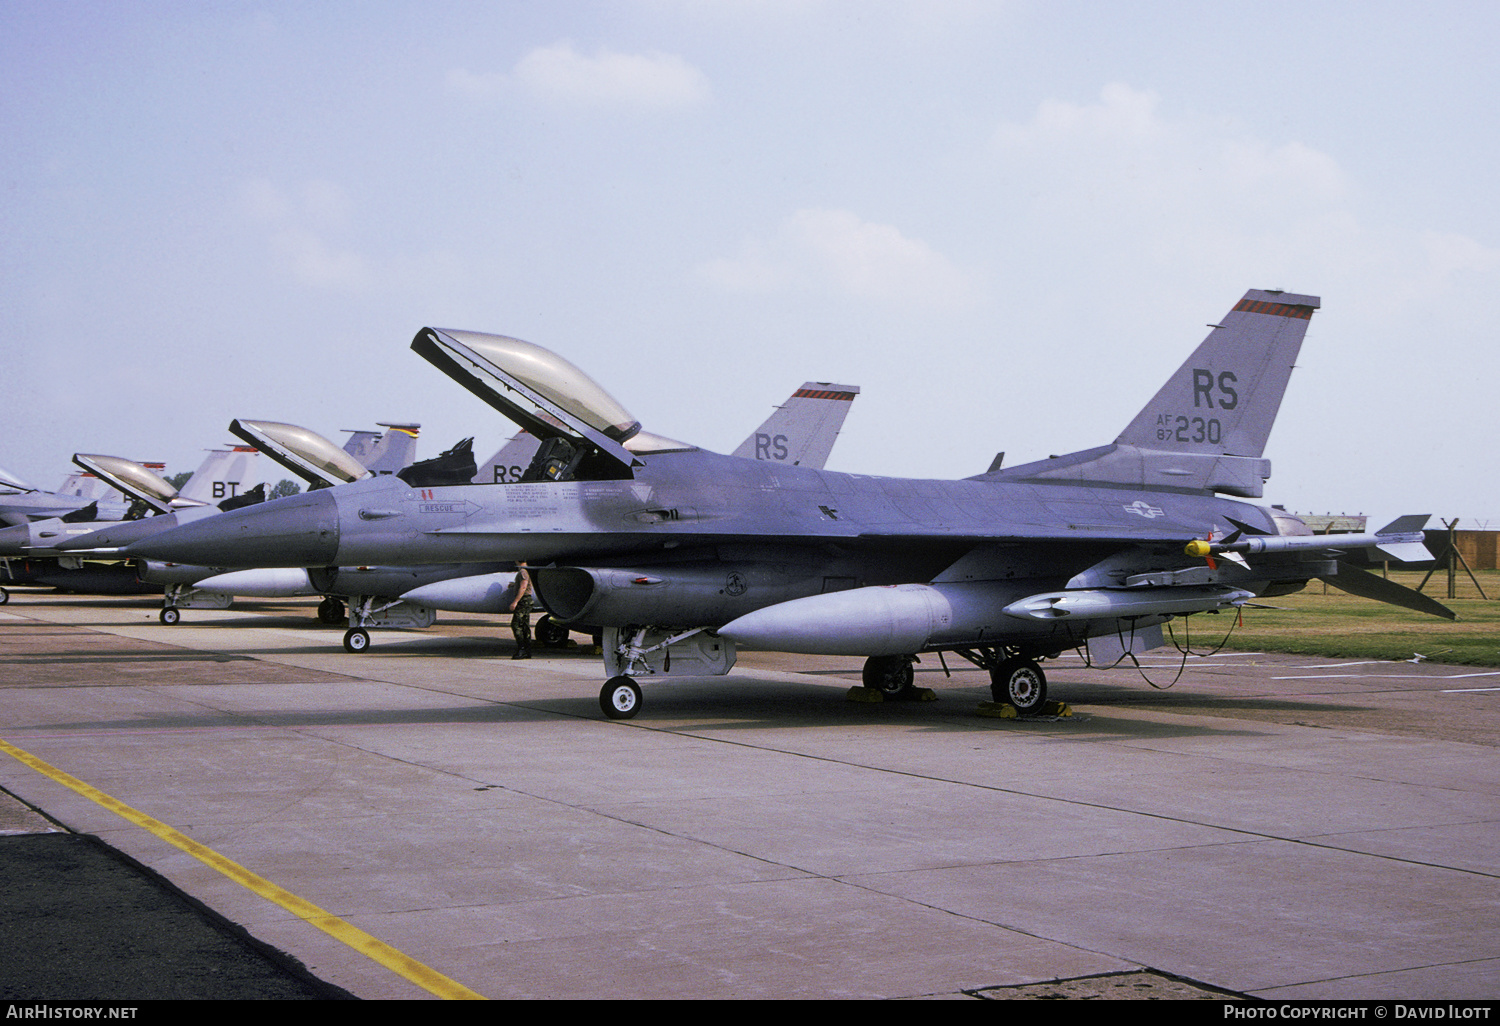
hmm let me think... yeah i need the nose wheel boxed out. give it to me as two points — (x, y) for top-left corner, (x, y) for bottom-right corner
(600, 676), (642, 719)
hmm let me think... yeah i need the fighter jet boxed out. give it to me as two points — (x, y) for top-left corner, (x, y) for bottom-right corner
(10, 427), (385, 614)
(0, 450), (265, 600)
(126, 290), (1454, 719)
(0, 464), (130, 527)
(184, 381), (861, 650)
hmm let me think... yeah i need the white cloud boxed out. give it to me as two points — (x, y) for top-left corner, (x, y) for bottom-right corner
(454, 42), (711, 110)
(993, 83), (1350, 219)
(988, 83), (1500, 310)
(702, 208), (973, 308)
(237, 179), (371, 292)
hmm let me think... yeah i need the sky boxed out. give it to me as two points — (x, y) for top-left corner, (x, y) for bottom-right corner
(3, 1), (1497, 523)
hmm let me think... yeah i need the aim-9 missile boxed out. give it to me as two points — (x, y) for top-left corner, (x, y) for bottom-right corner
(1184, 515), (1433, 566)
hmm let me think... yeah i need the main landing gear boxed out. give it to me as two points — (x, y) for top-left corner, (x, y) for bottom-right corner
(535, 614), (570, 649)
(861, 654), (916, 698)
(942, 647), (1053, 715)
(988, 657), (1047, 715)
(343, 627), (371, 653)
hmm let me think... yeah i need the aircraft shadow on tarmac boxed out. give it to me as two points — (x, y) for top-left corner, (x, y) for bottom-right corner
(25, 671), (1282, 737)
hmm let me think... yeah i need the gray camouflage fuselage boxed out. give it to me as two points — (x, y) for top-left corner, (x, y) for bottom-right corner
(127, 446), (1297, 652)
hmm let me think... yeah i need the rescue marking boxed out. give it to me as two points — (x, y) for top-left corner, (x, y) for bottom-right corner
(0, 736), (485, 1001)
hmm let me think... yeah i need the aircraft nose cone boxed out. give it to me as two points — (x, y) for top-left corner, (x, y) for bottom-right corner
(53, 513), (181, 551)
(124, 489), (340, 568)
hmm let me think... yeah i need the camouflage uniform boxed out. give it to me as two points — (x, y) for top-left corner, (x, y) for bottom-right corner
(510, 566), (533, 658)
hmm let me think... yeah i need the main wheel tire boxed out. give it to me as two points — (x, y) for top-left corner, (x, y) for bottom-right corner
(343, 627), (371, 653)
(990, 658), (1047, 714)
(862, 654), (915, 697)
(159, 607), (180, 625)
(536, 614), (569, 648)
(600, 676), (642, 720)
(0, 587), (9, 604)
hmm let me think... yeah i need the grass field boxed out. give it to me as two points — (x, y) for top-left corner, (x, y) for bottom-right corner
(1211, 570), (1500, 667)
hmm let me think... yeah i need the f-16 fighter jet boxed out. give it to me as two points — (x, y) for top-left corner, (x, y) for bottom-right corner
(125, 290), (1453, 719)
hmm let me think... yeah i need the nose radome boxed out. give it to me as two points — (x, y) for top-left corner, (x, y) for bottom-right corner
(123, 489), (340, 568)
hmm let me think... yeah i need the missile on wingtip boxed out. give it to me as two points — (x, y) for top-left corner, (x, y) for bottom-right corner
(1001, 586), (1255, 620)
(1185, 516), (1434, 565)
(121, 489), (341, 568)
(0, 518), (110, 557)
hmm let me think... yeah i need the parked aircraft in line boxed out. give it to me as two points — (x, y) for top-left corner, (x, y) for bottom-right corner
(0, 449), (263, 600)
(1, 464), (130, 527)
(182, 380), (861, 650)
(122, 290), (1454, 719)
(0, 427), (399, 607)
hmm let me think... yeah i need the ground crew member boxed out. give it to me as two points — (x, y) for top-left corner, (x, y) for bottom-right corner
(510, 562), (533, 659)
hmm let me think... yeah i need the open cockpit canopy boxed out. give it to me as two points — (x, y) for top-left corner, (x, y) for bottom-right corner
(0, 465), (34, 492)
(230, 419), (372, 489)
(413, 328), (693, 480)
(71, 454), (183, 515)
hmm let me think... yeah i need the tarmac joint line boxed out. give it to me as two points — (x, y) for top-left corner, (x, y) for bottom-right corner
(0, 734), (485, 1000)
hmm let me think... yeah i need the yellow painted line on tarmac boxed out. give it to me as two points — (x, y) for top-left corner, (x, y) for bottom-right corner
(0, 736), (485, 1000)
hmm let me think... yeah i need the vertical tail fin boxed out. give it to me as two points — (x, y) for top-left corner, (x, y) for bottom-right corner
(344, 423), (421, 475)
(730, 383), (860, 469)
(995, 290), (1319, 497)
(176, 446), (261, 505)
(1117, 289), (1319, 458)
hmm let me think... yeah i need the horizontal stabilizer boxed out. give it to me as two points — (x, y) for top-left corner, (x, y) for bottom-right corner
(1321, 563), (1456, 620)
